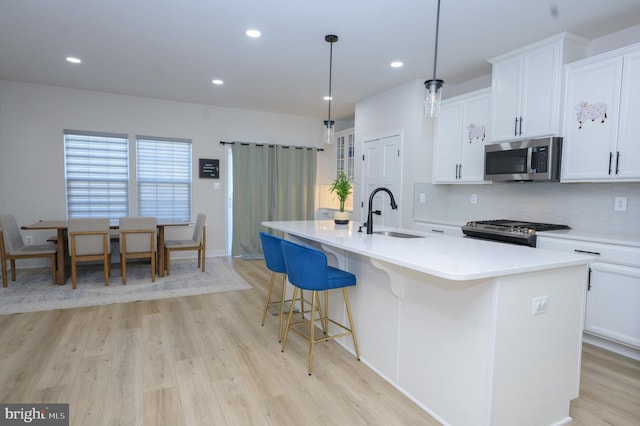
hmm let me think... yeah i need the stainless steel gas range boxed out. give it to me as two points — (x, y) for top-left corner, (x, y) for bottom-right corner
(461, 219), (571, 247)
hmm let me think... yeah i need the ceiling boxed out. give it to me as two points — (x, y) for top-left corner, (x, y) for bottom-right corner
(1, 0), (640, 121)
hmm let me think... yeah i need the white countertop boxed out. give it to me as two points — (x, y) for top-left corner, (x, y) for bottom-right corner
(263, 220), (594, 281)
(538, 229), (640, 248)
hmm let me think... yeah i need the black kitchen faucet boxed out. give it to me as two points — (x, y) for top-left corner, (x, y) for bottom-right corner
(361, 187), (398, 234)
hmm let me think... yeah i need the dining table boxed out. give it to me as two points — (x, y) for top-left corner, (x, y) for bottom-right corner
(23, 219), (189, 285)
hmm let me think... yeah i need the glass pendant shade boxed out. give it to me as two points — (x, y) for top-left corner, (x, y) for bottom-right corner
(423, 0), (444, 119)
(424, 79), (444, 118)
(324, 120), (335, 145)
(323, 34), (338, 145)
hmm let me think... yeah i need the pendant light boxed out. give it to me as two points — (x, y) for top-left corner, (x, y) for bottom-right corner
(324, 34), (338, 144)
(424, 0), (444, 118)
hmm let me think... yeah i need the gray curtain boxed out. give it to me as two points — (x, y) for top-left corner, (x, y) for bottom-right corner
(231, 143), (317, 257)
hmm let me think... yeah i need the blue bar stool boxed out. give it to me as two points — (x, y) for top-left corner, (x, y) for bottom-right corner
(280, 239), (360, 375)
(259, 231), (306, 342)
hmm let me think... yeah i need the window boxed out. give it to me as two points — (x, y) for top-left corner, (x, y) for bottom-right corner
(136, 136), (192, 221)
(64, 130), (129, 219)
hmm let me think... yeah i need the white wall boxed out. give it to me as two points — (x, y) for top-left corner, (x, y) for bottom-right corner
(0, 80), (335, 255)
(353, 79), (432, 226)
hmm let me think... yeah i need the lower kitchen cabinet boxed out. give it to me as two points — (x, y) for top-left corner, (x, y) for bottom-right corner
(585, 262), (640, 348)
(413, 221), (464, 237)
(538, 235), (640, 359)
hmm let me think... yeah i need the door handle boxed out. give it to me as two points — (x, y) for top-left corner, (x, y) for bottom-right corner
(519, 116), (523, 135)
(608, 152), (613, 175)
(514, 117), (518, 136)
(616, 151), (620, 174)
(574, 249), (600, 256)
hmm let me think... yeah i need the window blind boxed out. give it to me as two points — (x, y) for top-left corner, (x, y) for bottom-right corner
(136, 137), (192, 221)
(64, 130), (129, 219)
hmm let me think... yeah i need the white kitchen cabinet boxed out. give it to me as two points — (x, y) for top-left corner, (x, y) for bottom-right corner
(488, 33), (586, 142)
(433, 89), (490, 183)
(585, 262), (640, 349)
(335, 128), (355, 181)
(537, 235), (640, 359)
(413, 221), (464, 237)
(562, 44), (640, 182)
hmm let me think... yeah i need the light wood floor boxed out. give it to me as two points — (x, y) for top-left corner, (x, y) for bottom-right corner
(0, 257), (638, 426)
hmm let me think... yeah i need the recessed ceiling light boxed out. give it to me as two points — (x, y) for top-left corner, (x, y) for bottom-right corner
(66, 57), (82, 64)
(246, 29), (261, 38)
(212, 79), (224, 85)
(390, 61), (403, 68)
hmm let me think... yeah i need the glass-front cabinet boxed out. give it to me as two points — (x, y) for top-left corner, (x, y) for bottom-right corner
(335, 128), (354, 181)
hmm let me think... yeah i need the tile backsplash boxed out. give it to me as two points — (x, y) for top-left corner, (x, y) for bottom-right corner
(413, 182), (639, 237)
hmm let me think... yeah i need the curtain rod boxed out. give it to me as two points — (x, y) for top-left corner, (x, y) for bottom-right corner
(220, 141), (323, 151)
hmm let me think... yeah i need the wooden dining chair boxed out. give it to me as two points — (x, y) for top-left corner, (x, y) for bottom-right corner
(164, 213), (206, 275)
(68, 218), (111, 289)
(0, 214), (57, 287)
(119, 216), (156, 284)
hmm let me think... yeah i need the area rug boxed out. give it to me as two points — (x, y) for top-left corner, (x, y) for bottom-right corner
(0, 257), (252, 315)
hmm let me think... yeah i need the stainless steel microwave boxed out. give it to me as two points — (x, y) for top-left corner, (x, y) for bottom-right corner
(484, 137), (562, 182)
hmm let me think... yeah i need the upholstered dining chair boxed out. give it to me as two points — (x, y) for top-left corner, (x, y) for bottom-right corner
(280, 239), (360, 375)
(0, 214), (57, 287)
(164, 213), (206, 276)
(119, 216), (156, 285)
(68, 218), (111, 289)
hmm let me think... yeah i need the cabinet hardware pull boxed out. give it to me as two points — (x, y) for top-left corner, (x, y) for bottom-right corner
(608, 152), (613, 175)
(587, 267), (592, 291)
(514, 117), (518, 136)
(575, 249), (600, 255)
(431, 229), (444, 233)
(616, 151), (620, 174)
(519, 116), (523, 135)
(458, 163), (462, 179)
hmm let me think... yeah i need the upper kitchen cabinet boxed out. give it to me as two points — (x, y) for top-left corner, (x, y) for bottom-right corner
(335, 128), (355, 181)
(488, 33), (587, 142)
(433, 88), (490, 184)
(562, 44), (640, 182)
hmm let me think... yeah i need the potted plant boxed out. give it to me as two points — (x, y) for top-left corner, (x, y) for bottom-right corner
(329, 170), (353, 224)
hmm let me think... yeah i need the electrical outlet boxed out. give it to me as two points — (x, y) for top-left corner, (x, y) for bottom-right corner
(470, 194), (477, 204)
(532, 296), (549, 316)
(24, 235), (34, 245)
(614, 196), (627, 211)
(419, 193), (426, 203)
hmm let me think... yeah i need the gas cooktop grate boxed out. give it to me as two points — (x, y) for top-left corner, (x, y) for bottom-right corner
(472, 220), (571, 231)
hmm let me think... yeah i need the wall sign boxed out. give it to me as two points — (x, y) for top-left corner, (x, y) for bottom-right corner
(199, 158), (220, 178)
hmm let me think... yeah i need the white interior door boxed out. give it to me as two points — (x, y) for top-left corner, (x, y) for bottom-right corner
(361, 134), (402, 229)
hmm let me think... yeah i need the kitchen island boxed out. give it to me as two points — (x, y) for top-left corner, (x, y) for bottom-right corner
(263, 220), (594, 426)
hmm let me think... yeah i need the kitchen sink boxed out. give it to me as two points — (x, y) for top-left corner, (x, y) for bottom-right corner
(373, 230), (425, 239)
